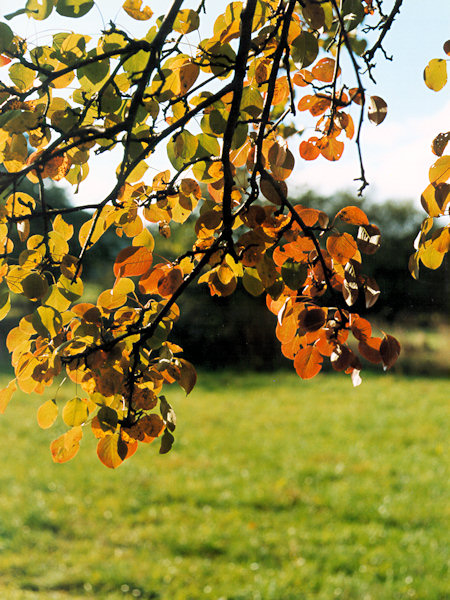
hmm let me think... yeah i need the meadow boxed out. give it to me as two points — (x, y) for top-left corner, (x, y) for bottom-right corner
(0, 371), (447, 600)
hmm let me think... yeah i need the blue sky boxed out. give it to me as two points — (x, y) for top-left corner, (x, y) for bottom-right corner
(4, 0), (450, 203)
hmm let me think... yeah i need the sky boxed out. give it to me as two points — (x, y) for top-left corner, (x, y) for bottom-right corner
(3, 0), (450, 205)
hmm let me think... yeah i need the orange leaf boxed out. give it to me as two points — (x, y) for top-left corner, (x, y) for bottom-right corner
(311, 58), (338, 83)
(293, 69), (314, 87)
(97, 433), (129, 469)
(300, 138), (320, 160)
(50, 427), (83, 464)
(336, 206), (369, 226)
(429, 156), (450, 185)
(113, 246), (153, 277)
(327, 233), (357, 264)
(294, 346), (323, 379)
(157, 266), (183, 297)
(319, 137), (344, 161)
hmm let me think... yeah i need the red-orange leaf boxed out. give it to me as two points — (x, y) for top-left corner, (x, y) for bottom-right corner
(113, 246), (153, 277)
(294, 346), (323, 379)
(358, 337), (382, 364)
(350, 315), (372, 341)
(0, 55), (11, 67)
(157, 266), (183, 297)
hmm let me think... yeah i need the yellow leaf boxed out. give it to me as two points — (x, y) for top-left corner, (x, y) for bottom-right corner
(97, 433), (127, 468)
(50, 426), (83, 463)
(0, 379), (17, 414)
(62, 396), (89, 427)
(424, 58), (447, 92)
(123, 0), (153, 20)
(429, 155), (450, 185)
(37, 399), (58, 429)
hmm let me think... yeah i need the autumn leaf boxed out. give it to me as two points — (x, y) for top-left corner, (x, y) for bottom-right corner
(294, 346), (323, 379)
(122, 0), (153, 20)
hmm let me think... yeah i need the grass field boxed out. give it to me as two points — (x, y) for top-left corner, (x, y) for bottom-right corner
(0, 371), (447, 600)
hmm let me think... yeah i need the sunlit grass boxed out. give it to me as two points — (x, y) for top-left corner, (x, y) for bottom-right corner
(0, 371), (447, 599)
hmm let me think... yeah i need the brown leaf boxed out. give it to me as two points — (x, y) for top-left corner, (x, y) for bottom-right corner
(368, 96), (387, 125)
(380, 334), (401, 369)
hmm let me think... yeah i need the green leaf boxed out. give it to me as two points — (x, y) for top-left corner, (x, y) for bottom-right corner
(0, 22), (14, 52)
(167, 130), (198, 171)
(159, 429), (175, 454)
(9, 63), (35, 92)
(281, 260), (308, 290)
(195, 133), (220, 158)
(424, 59), (448, 92)
(77, 55), (110, 91)
(342, 0), (365, 31)
(242, 268), (264, 297)
(26, 0), (54, 20)
(240, 86), (264, 119)
(291, 32), (319, 68)
(173, 9), (200, 34)
(56, 0), (94, 18)
(4, 9), (29, 20)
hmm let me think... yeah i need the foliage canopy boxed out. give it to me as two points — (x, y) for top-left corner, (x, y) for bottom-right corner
(0, 0), (448, 467)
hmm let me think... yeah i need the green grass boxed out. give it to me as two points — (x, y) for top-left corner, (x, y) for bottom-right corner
(0, 371), (448, 600)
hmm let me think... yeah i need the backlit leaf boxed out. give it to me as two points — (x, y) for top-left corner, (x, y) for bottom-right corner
(122, 0), (153, 20)
(336, 206), (369, 226)
(176, 358), (197, 395)
(173, 9), (199, 34)
(50, 426), (82, 463)
(26, 0), (53, 20)
(429, 155), (450, 185)
(0, 379), (17, 414)
(113, 246), (153, 278)
(311, 58), (337, 83)
(62, 396), (89, 427)
(37, 399), (58, 429)
(97, 434), (127, 469)
(327, 233), (358, 264)
(294, 346), (323, 379)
